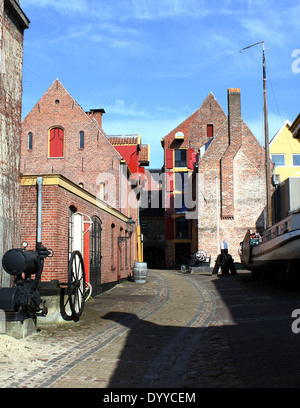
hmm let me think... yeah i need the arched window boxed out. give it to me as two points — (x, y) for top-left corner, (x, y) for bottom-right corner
(49, 127), (64, 158)
(28, 132), (33, 150)
(79, 131), (84, 149)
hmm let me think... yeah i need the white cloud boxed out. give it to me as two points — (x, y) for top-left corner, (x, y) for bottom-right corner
(130, 0), (209, 20)
(239, 17), (287, 49)
(106, 99), (151, 118)
(156, 105), (179, 115)
(22, 0), (88, 14)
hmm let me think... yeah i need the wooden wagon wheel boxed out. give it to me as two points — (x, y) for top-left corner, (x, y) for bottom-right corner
(68, 250), (86, 319)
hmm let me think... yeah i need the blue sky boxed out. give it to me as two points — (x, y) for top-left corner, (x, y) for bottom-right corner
(21, 0), (299, 168)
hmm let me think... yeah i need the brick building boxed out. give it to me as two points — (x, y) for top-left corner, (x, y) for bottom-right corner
(0, 0), (29, 287)
(21, 80), (140, 295)
(140, 168), (166, 269)
(106, 134), (150, 262)
(162, 88), (267, 267)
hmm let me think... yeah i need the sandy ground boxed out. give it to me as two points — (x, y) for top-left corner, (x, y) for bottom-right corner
(0, 332), (65, 387)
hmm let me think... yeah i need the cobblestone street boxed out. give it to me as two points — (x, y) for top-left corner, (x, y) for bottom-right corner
(1, 269), (300, 388)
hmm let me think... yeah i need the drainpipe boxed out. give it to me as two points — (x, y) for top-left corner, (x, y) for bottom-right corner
(36, 177), (43, 248)
(120, 162), (123, 213)
(216, 173), (220, 254)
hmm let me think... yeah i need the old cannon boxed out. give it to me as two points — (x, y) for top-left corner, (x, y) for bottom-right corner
(0, 177), (88, 325)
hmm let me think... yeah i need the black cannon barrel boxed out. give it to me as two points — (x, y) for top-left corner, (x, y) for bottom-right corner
(2, 249), (41, 277)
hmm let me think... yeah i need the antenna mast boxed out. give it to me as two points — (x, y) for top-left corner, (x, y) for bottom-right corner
(240, 41), (272, 229)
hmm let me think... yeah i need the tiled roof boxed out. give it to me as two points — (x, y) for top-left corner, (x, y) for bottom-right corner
(107, 134), (141, 145)
(139, 144), (150, 164)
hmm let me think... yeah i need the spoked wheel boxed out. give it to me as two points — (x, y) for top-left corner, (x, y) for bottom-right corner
(196, 250), (207, 262)
(68, 250), (86, 319)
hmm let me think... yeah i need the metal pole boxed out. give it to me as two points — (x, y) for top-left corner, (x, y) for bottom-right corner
(36, 177), (43, 246)
(263, 45), (272, 228)
(240, 41), (272, 229)
(216, 174), (220, 252)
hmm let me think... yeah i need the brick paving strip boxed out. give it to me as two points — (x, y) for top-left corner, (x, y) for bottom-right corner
(138, 274), (217, 388)
(4, 270), (169, 388)
(2, 270), (244, 388)
(49, 271), (240, 388)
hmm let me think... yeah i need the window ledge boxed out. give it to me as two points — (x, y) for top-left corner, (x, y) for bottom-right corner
(172, 167), (189, 172)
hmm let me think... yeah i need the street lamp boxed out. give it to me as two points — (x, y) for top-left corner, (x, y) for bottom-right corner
(118, 217), (135, 243)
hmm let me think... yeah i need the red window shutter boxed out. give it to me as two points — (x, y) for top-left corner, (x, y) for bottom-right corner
(192, 152), (197, 166)
(165, 216), (174, 240)
(167, 172), (174, 192)
(187, 148), (194, 169)
(166, 193), (174, 215)
(166, 149), (173, 169)
(49, 128), (64, 157)
(207, 124), (214, 138)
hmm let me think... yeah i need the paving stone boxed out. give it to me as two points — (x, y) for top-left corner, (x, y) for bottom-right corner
(2, 269), (300, 388)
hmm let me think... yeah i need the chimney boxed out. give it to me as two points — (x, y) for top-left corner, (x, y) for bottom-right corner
(227, 88), (242, 147)
(220, 89), (242, 220)
(88, 109), (106, 128)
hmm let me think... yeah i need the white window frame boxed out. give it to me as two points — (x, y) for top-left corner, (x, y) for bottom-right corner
(292, 154), (300, 167)
(271, 154), (285, 167)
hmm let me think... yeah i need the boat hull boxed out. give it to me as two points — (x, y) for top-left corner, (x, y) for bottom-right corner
(240, 216), (300, 275)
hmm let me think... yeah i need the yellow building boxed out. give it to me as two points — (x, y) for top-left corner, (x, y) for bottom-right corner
(269, 120), (300, 183)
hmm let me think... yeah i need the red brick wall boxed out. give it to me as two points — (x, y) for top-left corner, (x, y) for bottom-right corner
(163, 92), (227, 162)
(20, 182), (137, 285)
(197, 90), (266, 261)
(21, 79), (123, 211)
(162, 89), (268, 265)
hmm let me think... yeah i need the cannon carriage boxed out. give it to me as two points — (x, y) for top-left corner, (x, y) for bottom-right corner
(0, 177), (89, 330)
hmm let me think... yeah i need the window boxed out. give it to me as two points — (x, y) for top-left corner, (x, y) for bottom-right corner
(49, 127), (64, 158)
(28, 132), (33, 150)
(174, 172), (186, 192)
(174, 149), (187, 167)
(174, 195), (187, 214)
(271, 154), (285, 167)
(79, 131), (84, 149)
(90, 217), (102, 267)
(207, 124), (214, 138)
(292, 154), (300, 166)
(175, 217), (190, 239)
